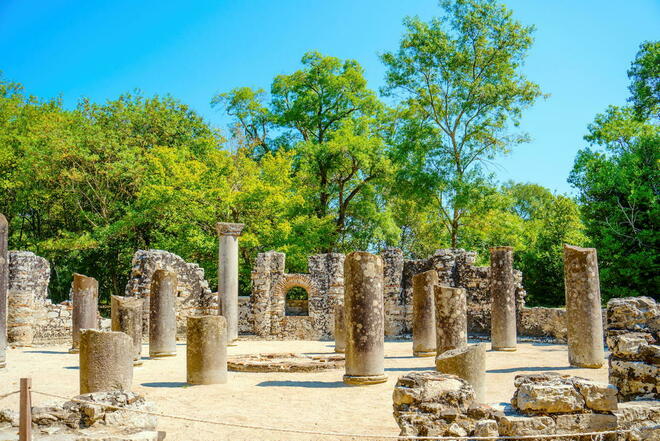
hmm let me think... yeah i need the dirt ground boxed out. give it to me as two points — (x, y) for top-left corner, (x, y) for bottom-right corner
(0, 339), (609, 441)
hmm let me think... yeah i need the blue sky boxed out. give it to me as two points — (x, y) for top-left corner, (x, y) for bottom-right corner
(1, 0), (658, 193)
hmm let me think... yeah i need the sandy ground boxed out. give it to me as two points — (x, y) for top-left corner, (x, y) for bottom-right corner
(0, 339), (609, 441)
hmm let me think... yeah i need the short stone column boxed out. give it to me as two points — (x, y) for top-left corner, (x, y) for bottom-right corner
(187, 315), (227, 385)
(412, 270), (437, 357)
(334, 302), (346, 353)
(79, 329), (133, 394)
(563, 245), (605, 368)
(343, 251), (386, 385)
(216, 222), (245, 345)
(69, 274), (98, 354)
(149, 270), (177, 358)
(0, 214), (7, 369)
(111, 296), (144, 366)
(435, 343), (487, 402)
(433, 285), (467, 354)
(490, 246), (517, 351)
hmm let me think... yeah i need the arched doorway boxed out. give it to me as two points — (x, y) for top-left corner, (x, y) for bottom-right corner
(285, 286), (309, 316)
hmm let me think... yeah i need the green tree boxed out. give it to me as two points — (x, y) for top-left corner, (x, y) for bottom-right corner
(381, 0), (543, 247)
(628, 41), (659, 120)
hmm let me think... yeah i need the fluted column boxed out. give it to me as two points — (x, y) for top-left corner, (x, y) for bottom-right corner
(216, 222), (245, 345)
(0, 214), (7, 369)
(149, 270), (177, 358)
(490, 246), (517, 351)
(69, 274), (98, 354)
(563, 244), (605, 368)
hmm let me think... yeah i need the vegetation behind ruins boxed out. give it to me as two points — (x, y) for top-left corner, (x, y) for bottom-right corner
(0, 1), (656, 306)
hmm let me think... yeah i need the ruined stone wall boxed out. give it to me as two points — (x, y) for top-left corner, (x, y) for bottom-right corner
(124, 249), (215, 337)
(607, 296), (659, 401)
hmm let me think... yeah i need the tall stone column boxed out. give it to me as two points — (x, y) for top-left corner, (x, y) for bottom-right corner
(216, 222), (245, 345)
(187, 315), (227, 385)
(490, 246), (517, 351)
(79, 329), (133, 394)
(111, 296), (144, 366)
(434, 286), (467, 355)
(69, 274), (98, 354)
(563, 245), (605, 368)
(334, 302), (346, 353)
(149, 270), (177, 358)
(343, 251), (386, 385)
(0, 214), (7, 369)
(412, 270), (437, 357)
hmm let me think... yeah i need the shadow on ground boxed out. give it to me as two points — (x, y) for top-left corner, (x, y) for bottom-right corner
(24, 350), (70, 355)
(141, 382), (188, 388)
(385, 366), (435, 372)
(487, 366), (580, 374)
(257, 380), (346, 388)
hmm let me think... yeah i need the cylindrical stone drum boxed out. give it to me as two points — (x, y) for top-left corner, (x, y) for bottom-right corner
(412, 270), (438, 357)
(434, 285), (467, 355)
(563, 245), (605, 368)
(490, 246), (517, 351)
(79, 329), (133, 394)
(334, 302), (346, 353)
(70, 274), (98, 354)
(149, 270), (177, 358)
(435, 343), (486, 402)
(0, 214), (7, 368)
(343, 251), (386, 385)
(187, 315), (228, 385)
(111, 296), (144, 366)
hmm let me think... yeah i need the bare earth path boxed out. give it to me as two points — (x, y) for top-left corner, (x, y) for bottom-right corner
(0, 340), (608, 441)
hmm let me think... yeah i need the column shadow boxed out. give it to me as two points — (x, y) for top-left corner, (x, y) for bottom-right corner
(256, 380), (347, 388)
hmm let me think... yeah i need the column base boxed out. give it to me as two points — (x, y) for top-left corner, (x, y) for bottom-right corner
(133, 359), (144, 366)
(0, 362), (5, 369)
(343, 373), (387, 385)
(569, 361), (604, 369)
(68, 348), (79, 354)
(334, 348), (345, 353)
(491, 346), (517, 352)
(413, 350), (436, 357)
(150, 351), (177, 358)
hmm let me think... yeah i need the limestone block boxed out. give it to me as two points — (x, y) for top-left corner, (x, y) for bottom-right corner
(572, 378), (618, 412)
(607, 296), (659, 332)
(607, 333), (652, 360)
(473, 419), (498, 439)
(497, 415), (555, 437)
(513, 383), (585, 414)
(554, 413), (617, 434)
(609, 359), (659, 400)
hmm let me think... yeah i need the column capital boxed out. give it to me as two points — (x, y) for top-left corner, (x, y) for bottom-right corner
(215, 222), (245, 237)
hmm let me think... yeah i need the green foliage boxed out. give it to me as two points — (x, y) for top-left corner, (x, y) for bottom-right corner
(628, 41), (659, 120)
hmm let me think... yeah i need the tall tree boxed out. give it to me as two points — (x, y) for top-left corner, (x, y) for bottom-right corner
(381, 0), (543, 247)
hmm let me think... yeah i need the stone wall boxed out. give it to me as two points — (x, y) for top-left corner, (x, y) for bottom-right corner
(607, 296), (659, 401)
(124, 249), (215, 337)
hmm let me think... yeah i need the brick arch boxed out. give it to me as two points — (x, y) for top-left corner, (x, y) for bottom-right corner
(271, 273), (317, 302)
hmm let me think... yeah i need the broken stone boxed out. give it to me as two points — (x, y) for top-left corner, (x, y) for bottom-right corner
(497, 415), (555, 437)
(572, 378), (618, 412)
(513, 382), (585, 414)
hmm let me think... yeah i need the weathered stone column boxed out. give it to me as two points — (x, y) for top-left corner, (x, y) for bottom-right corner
(69, 274), (98, 354)
(216, 222), (245, 345)
(149, 269), (177, 358)
(79, 329), (133, 394)
(334, 302), (346, 353)
(187, 315), (227, 385)
(433, 285), (467, 354)
(0, 214), (7, 369)
(435, 343), (487, 402)
(343, 251), (386, 385)
(490, 246), (517, 351)
(412, 270), (437, 357)
(563, 244), (605, 368)
(111, 296), (144, 366)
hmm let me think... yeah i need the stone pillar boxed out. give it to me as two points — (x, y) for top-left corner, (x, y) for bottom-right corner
(412, 270), (437, 357)
(216, 222), (245, 345)
(111, 296), (144, 366)
(187, 315), (227, 385)
(149, 269), (177, 358)
(334, 302), (346, 353)
(0, 214), (7, 369)
(343, 251), (386, 385)
(69, 274), (98, 354)
(435, 343), (487, 402)
(563, 245), (605, 368)
(79, 329), (133, 394)
(434, 285), (467, 355)
(381, 248), (404, 337)
(490, 246), (517, 351)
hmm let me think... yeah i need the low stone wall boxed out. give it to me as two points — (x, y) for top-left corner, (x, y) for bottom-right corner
(518, 306), (607, 342)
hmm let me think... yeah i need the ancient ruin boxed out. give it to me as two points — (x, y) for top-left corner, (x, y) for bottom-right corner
(149, 270), (177, 358)
(228, 353), (344, 373)
(69, 274), (99, 354)
(411, 270), (437, 357)
(79, 329), (133, 394)
(111, 295), (144, 366)
(490, 246), (517, 351)
(216, 222), (245, 345)
(186, 315), (227, 385)
(0, 214), (7, 369)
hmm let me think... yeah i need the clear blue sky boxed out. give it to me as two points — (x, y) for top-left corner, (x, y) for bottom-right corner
(1, 0), (658, 193)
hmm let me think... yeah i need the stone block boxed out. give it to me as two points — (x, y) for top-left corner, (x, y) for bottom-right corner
(513, 383), (585, 414)
(497, 415), (555, 437)
(572, 378), (618, 411)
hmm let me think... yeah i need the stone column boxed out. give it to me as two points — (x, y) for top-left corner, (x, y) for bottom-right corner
(490, 246), (517, 351)
(79, 329), (133, 394)
(0, 214), (7, 369)
(412, 270), (437, 357)
(216, 222), (245, 345)
(187, 315), (227, 385)
(111, 296), (144, 366)
(563, 244), (605, 368)
(434, 285), (467, 355)
(435, 343), (487, 402)
(69, 274), (98, 354)
(343, 251), (386, 385)
(334, 302), (346, 353)
(149, 270), (177, 358)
